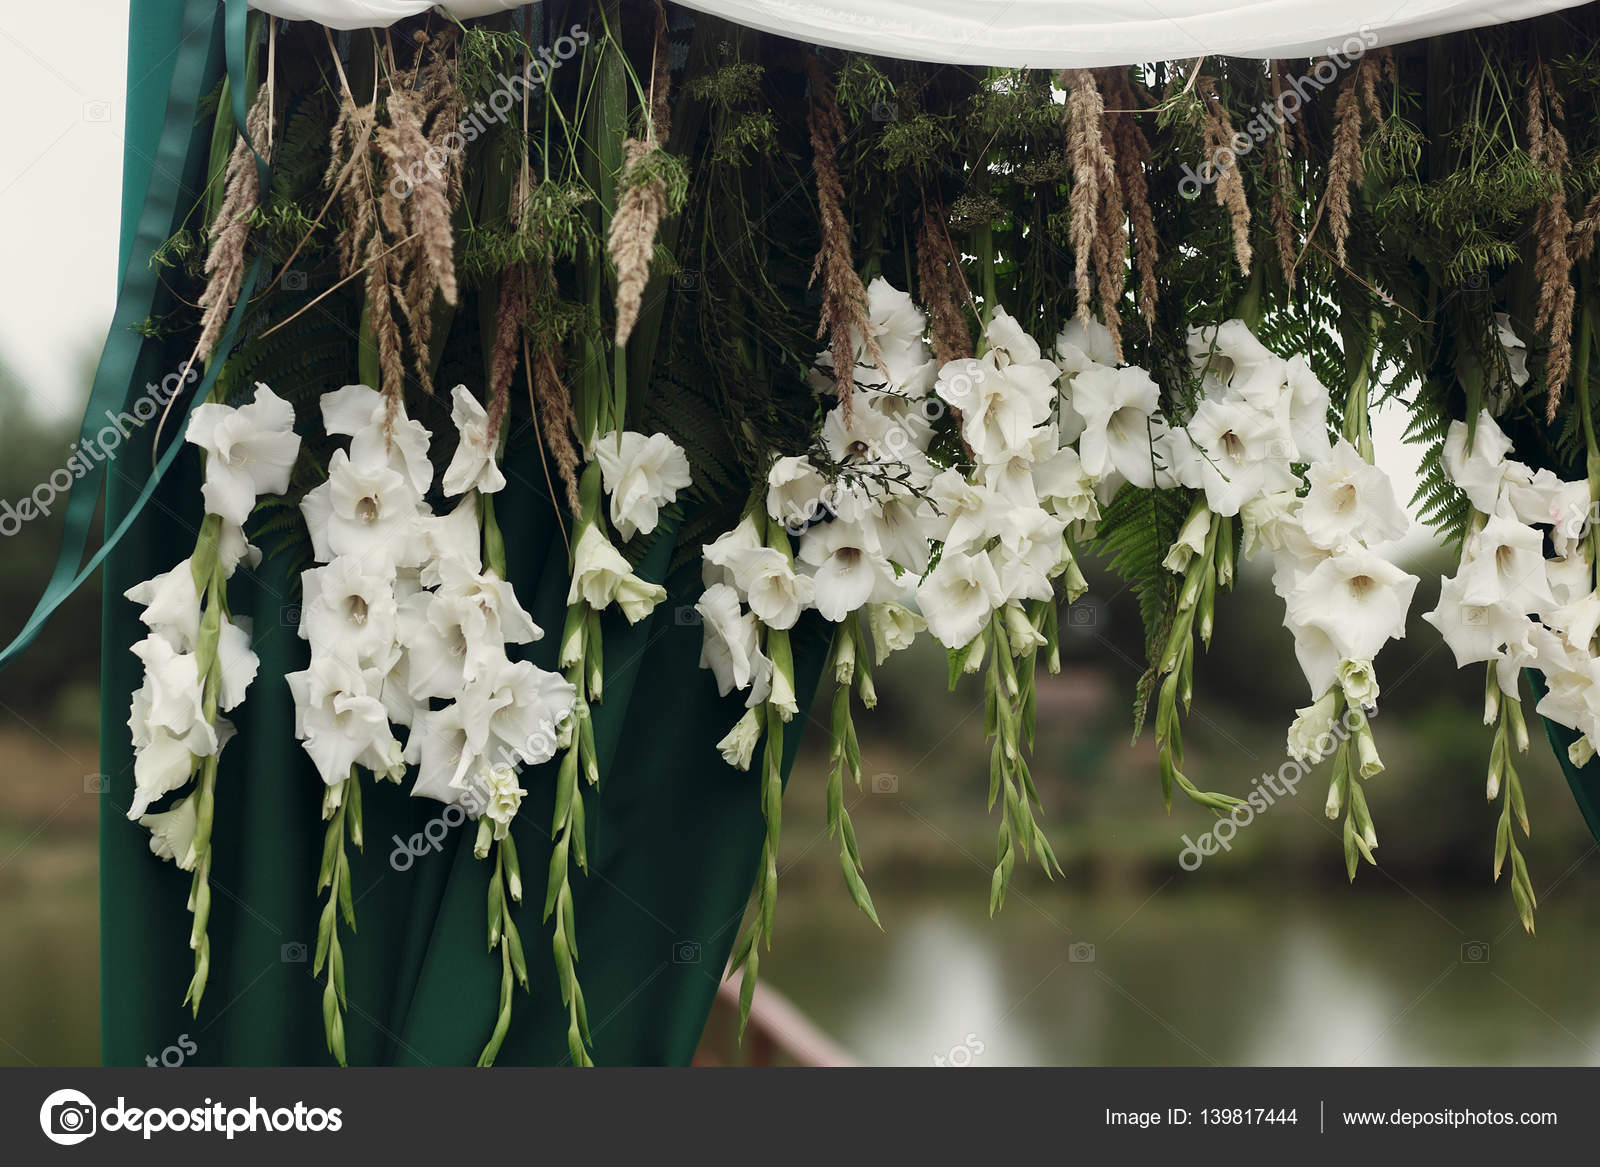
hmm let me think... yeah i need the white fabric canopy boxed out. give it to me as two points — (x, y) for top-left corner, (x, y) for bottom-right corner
(253, 0), (1587, 65)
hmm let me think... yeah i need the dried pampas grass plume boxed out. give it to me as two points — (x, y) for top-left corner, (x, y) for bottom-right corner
(196, 87), (274, 365)
(1063, 70), (1122, 342)
(1528, 62), (1575, 420)
(611, 6), (675, 349)
(916, 200), (973, 364)
(1197, 75), (1251, 276)
(1267, 62), (1298, 292)
(807, 56), (882, 424)
(1100, 69), (1158, 322)
(1314, 49), (1386, 269)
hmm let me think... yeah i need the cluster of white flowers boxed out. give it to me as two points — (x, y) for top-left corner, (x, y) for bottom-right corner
(1420, 410), (1595, 761)
(287, 384), (575, 841)
(127, 383), (300, 866)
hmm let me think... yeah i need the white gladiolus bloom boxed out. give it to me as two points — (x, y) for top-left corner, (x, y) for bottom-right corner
(798, 517), (894, 622)
(441, 384), (507, 497)
(1457, 513), (1556, 613)
(1240, 491), (1303, 559)
(126, 636), (221, 818)
(480, 765), (527, 838)
(215, 616), (259, 713)
(1421, 573), (1530, 668)
(733, 547), (816, 630)
(874, 492), (935, 574)
(1495, 312), (1531, 389)
(1188, 320), (1284, 410)
(918, 548), (1005, 650)
(460, 656), (576, 768)
(140, 793), (199, 870)
(185, 383), (302, 526)
(1180, 396), (1295, 517)
(216, 520), (262, 578)
(1031, 442), (1099, 526)
(716, 708), (763, 771)
(1163, 505), (1211, 575)
(125, 560), (200, 651)
(301, 448), (423, 567)
(410, 702), (475, 806)
(1337, 658), (1381, 710)
(935, 351), (1057, 464)
(859, 276), (938, 390)
(1286, 688), (1341, 765)
(300, 557), (400, 669)
(1299, 439), (1409, 550)
(323, 383), (435, 496)
(566, 526), (666, 623)
(594, 430), (693, 540)
(703, 515), (762, 593)
(419, 494), (484, 588)
(1285, 548), (1419, 667)
(432, 557), (540, 647)
(285, 655), (403, 786)
(1536, 650), (1600, 754)
(1072, 364), (1171, 489)
(992, 506), (1068, 603)
(1441, 413), (1518, 514)
(867, 599), (926, 665)
(1056, 316), (1119, 374)
(1546, 546), (1594, 607)
(1285, 356), (1333, 465)
(695, 582), (769, 697)
(766, 455), (829, 530)
(926, 468), (1005, 553)
(980, 425), (1059, 507)
(1502, 468), (1591, 556)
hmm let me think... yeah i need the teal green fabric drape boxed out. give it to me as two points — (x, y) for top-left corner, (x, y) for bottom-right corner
(96, 0), (823, 1066)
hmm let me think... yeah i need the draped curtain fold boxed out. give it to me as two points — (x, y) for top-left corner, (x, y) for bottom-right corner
(99, 0), (823, 1067)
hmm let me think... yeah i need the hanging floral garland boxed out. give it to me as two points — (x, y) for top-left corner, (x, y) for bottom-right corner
(110, 2), (1600, 1061)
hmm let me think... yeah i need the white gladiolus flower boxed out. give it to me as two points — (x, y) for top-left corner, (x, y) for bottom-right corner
(1495, 312), (1531, 389)
(918, 548), (1004, 650)
(1457, 513), (1555, 613)
(1286, 688), (1341, 765)
(859, 276), (938, 390)
(129, 636), (215, 754)
(1441, 413), (1517, 514)
(216, 520), (262, 578)
(766, 456), (829, 530)
(480, 765), (527, 838)
(935, 352), (1056, 464)
(567, 526), (667, 623)
(300, 557), (400, 669)
(215, 616), (259, 713)
(323, 383), (435, 496)
(1546, 546), (1594, 607)
(1240, 491), (1302, 560)
(286, 655), (403, 786)
(460, 656), (576, 769)
(703, 515), (762, 593)
(798, 518), (893, 622)
(433, 557), (540, 646)
(185, 383), (302, 526)
(419, 494), (484, 588)
(926, 468), (1005, 554)
(716, 708), (763, 770)
(406, 590), (498, 700)
(1285, 548), (1419, 666)
(594, 430), (692, 540)
(1031, 442), (1099, 526)
(1502, 468), (1591, 556)
(1180, 396), (1294, 517)
(733, 547), (815, 630)
(441, 384), (507, 497)
(1285, 356), (1333, 465)
(300, 448), (423, 567)
(991, 506), (1068, 603)
(1072, 364), (1171, 489)
(139, 793), (199, 870)
(874, 492), (935, 574)
(981, 425), (1059, 507)
(867, 599), (926, 665)
(410, 702), (475, 806)
(1163, 505), (1211, 575)
(1299, 439), (1409, 550)
(1056, 316), (1119, 374)
(125, 560), (200, 651)
(1337, 658), (1381, 710)
(695, 583), (769, 697)
(1421, 573), (1530, 669)
(1187, 320), (1284, 409)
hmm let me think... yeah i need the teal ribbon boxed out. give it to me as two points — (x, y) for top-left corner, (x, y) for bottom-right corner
(0, 0), (266, 671)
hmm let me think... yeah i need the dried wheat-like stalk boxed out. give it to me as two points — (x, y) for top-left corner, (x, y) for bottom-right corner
(1063, 70), (1119, 326)
(1101, 68), (1157, 323)
(486, 263), (526, 448)
(378, 87), (459, 308)
(1198, 76), (1252, 276)
(807, 56), (881, 422)
(1267, 63), (1298, 292)
(1528, 63), (1575, 419)
(534, 343), (583, 514)
(196, 87), (274, 365)
(1315, 51), (1387, 268)
(610, 7), (675, 349)
(1572, 188), (1600, 264)
(916, 200), (973, 363)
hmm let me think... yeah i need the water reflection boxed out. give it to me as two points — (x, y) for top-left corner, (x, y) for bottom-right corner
(762, 882), (1600, 1066)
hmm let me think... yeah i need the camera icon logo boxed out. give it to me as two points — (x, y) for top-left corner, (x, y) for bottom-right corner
(1069, 942), (1096, 963)
(281, 604), (302, 628)
(84, 773), (107, 794)
(673, 269), (700, 291)
(672, 940), (701, 964)
(870, 101), (898, 122)
(281, 941), (309, 963)
(83, 100), (111, 123)
(870, 773), (898, 794)
(282, 269), (308, 292)
(1068, 602), (1098, 627)
(40, 1088), (97, 1145)
(1460, 941), (1490, 964)
(674, 605), (701, 626)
